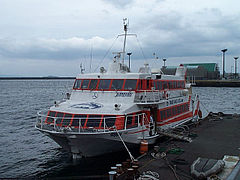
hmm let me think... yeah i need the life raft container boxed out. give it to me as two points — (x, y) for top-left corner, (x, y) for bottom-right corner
(191, 157), (225, 179)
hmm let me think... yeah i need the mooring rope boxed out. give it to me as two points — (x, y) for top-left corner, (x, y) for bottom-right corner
(114, 127), (135, 161)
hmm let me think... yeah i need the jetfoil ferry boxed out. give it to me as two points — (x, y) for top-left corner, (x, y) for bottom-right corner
(35, 20), (201, 158)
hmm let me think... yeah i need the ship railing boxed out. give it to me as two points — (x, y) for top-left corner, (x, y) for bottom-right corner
(134, 90), (166, 103)
(36, 111), (150, 134)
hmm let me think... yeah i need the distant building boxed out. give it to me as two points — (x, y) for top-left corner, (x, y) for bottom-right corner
(161, 63), (220, 80)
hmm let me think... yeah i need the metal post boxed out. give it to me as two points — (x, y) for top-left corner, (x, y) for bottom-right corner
(163, 58), (166, 67)
(79, 119), (81, 133)
(125, 116), (127, 130)
(127, 52), (132, 70)
(234, 57), (239, 79)
(54, 118), (56, 130)
(104, 117), (106, 132)
(221, 49), (227, 79)
(41, 116), (43, 129)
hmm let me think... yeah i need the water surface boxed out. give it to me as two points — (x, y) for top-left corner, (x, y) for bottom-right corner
(0, 80), (239, 178)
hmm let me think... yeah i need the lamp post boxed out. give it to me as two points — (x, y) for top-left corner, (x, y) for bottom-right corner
(127, 52), (132, 70)
(234, 57), (239, 79)
(163, 58), (167, 68)
(221, 49), (227, 79)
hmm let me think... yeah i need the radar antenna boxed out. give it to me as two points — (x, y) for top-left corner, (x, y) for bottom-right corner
(80, 63), (85, 74)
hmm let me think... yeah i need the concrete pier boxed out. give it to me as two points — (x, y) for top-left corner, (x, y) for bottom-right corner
(193, 80), (240, 87)
(117, 113), (240, 179)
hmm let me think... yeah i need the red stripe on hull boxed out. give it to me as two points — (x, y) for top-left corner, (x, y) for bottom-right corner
(157, 111), (193, 126)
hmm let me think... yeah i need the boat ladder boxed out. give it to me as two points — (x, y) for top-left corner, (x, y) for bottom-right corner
(158, 131), (192, 143)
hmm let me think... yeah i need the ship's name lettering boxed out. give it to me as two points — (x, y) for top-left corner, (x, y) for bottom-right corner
(115, 92), (133, 97)
(167, 98), (184, 106)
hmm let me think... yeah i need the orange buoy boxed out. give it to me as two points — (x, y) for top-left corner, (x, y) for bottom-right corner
(139, 140), (148, 154)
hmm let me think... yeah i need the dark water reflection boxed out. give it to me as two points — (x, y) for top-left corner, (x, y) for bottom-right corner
(0, 80), (239, 178)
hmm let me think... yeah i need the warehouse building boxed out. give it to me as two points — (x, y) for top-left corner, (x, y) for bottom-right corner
(161, 63), (220, 80)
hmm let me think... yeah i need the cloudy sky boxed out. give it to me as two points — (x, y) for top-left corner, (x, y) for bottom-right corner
(0, 0), (239, 76)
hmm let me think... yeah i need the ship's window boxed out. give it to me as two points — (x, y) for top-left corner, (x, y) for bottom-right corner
(177, 81), (180, 88)
(81, 79), (90, 89)
(169, 82), (172, 89)
(158, 81), (162, 90)
(141, 80), (144, 90)
(163, 81), (168, 89)
(177, 106), (181, 114)
(126, 115), (133, 128)
(181, 81), (184, 88)
(72, 114), (87, 127)
(89, 79), (98, 90)
(98, 79), (111, 90)
(146, 80), (150, 89)
(167, 108), (171, 118)
(173, 81), (176, 89)
(173, 107), (176, 116)
(154, 81), (158, 90)
(102, 115), (116, 128)
(87, 115), (102, 127)
(111, 79), (124, 90)
(46, 111), (56, 123)
(133, 114), (139, 127)
(62, 113), (72, 126)
(73, 79), (82, 89)
(137, 80), (144, 90)
(168, 82), (171, 89)
(124, 79), (137, 90)
(56, 112), (64, 125)
(160, 110), (166, 120)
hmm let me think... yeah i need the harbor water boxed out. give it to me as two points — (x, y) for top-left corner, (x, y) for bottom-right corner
(0, 80), (239, 178)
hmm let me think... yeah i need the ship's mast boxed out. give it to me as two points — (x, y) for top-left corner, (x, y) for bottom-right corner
(122, 18), (128, 65)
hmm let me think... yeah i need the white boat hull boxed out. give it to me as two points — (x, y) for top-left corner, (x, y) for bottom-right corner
(38, 127), (158, 157)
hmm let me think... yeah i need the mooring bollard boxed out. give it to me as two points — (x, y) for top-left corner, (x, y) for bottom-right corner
(122, 161), (129, 171)
(132, 165), (139, 176)
(132, 159), (139, 166)
(126, 168), (134, 180)
(154, 145), (159, 153)
(116, 164), (123, 174)
(111, 166), (117, 171)
(108, 171), (117, 180)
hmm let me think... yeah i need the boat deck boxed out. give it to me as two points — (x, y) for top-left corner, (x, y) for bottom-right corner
(117, 113), (240, 180)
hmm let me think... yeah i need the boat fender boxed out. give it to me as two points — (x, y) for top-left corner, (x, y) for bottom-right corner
(139, 140), (148, 154)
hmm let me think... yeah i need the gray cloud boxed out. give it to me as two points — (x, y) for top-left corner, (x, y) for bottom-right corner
(0, 0), (240, 76)
(101, 0), (135, 8)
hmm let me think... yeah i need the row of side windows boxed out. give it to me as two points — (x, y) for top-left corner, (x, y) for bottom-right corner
(45, 111), (116, 128)
(73, 79), (185, 91)
(45, 111), (145, 129)
(73, 79), (137, 91)
(159, 103), (189, 120)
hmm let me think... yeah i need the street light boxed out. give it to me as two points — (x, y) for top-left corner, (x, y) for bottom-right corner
(127, 52), (132, 70)
(163, 58), (167, 68)
(234, 57), (239, 79)
(221, 49), (227, 79)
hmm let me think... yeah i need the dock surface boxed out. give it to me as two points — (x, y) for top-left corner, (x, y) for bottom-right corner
(118, 114), (240, 179)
